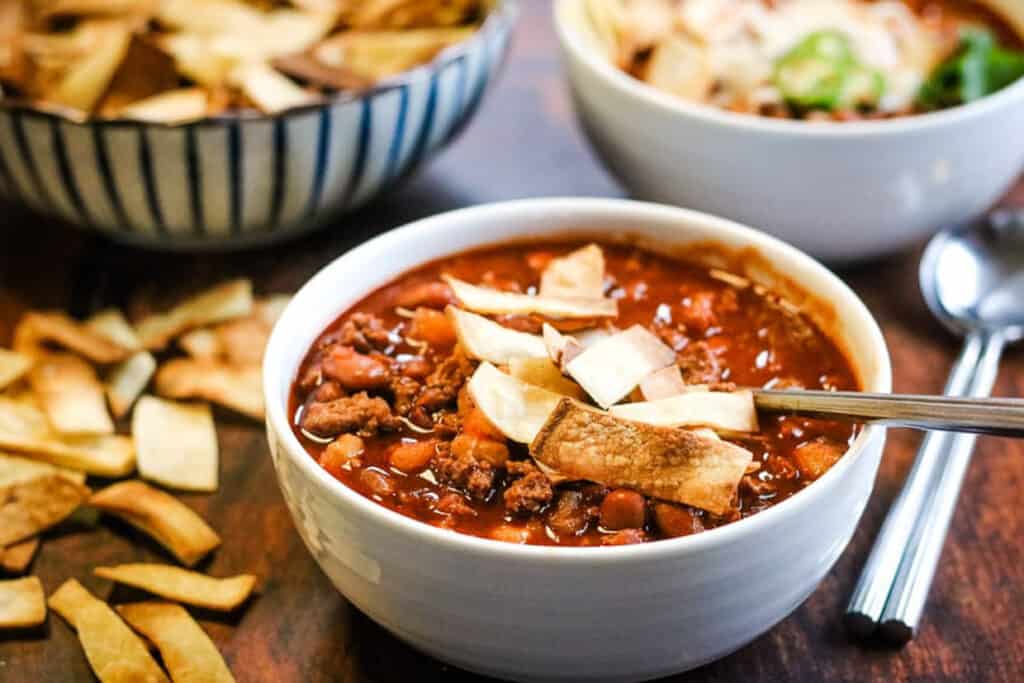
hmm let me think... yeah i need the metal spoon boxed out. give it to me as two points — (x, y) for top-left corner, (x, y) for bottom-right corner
(846, 210), (1024, 641)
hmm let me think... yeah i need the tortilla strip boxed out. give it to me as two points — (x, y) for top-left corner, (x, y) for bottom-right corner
(508, 357), (586, 399)
(540, 244), (606, 299)
(314, 27), (474, 80)
(0, 474), (91, 546)
(107, 351), (157, 418)
(95, 564), (256, 612)
(565, 325), (676, 408)
(117, 602), (235, 683)
(49, 579), (170, 683)
(178, 328), (221, 361)
(13, 311), (132, 363)
(29, 352), (114, 435)
(136, 279), (253, 351)
(0, 348), (32, 390)
(85, 308), (142, 351)
(48, 23), (132, 114)
(446, 306), (548, 364)
(120, 87), (209, 124)
(0, 396), (134, 475)
(467, 362), (563, 444)
(0, 451), (86, 488)
(90, 480), (220, 566)
(639, 365), (689, 401)
(1, 537), (40, 574)
(133, 397), (218, 492)
(230, 60), (319, 114)
(611, 389), (759, 433)
(444, 275), (618, 319)
(177, 295), (289, 365)
(531, 399), (752, 515)
(155, 359), (263, 420)
(0, 576), (46, 629)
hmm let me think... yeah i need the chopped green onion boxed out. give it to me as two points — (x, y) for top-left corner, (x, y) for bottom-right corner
(919, 29), (1024, 110)
(774, 30), (885, 112)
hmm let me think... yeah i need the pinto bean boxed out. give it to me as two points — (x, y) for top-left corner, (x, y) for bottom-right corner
(396, 281), (455, 309)
(322, 345), (391, 391)
(408, 307), (457, 347)
(652, 502), (704, 538)
(319, 434), (365, 475)
(389, 440), (437, 473)
(599, 489), (646, 530)
(451, 433), (509, 468)
(360, 468), (395, 499)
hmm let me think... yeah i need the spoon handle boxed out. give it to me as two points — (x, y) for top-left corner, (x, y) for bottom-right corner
(843, 334), (985, 636)
(754, 386), (1024, 437)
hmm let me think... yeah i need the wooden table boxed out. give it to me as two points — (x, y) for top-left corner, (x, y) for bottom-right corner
(2, 3), (1023, 681)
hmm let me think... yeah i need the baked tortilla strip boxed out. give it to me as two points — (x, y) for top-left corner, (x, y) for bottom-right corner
(0, 474), (91, 546)
(136, 279), (253, 350)
(106, 351), (157, 418)
(530, 399), (752, 515)
(154, 359), (263, 420)
(90, 480), (220, 567)
(49, 579), (169, 683)
(29, 352), (114, 434)
(0, 451), (86, 487)
(0, 576), (46, 629)
(0, 348), (32, 390)
(444, 275), (617, 319)
(95, 564), (256, 612)
(84, 308), (142, 351)
(117, 602), (235, 683)
(133, 397), (218, 492)
(539, 244), (606, 299)
(610, 389), (759, 433)
(446, 306), (548, 364)
(467, 362), (564, 444)
(508, 357), (587, 399)
(1, 537), (40, 574)
(565, 325), (676, 408)
(13, 311), (132, 363)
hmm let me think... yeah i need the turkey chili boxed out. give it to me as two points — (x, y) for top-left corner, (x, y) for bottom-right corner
(290, 242), (860, 547)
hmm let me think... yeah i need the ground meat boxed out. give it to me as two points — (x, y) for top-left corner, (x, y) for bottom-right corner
(338, 313), (393, 353)
(298, 363), (323, 392)
(652, 319), (689, 352)
(395, 281), (455, 309)
(389, 375), (421, 417)
(503, 461), (553, 516)
(313, 381), (343, 402)
(432, 411), (461, 439)
(301, 392), (400, 438)
(415, 348), (475, 414)
(677, 341), (723, 384)
(432, 442), (495, 501)
(741, 472), (778, 498)
(322, 345), (392, 391)
(434, 493), (477, 518)
(601, 528), (647, 546)
(546, 490), (597, 538)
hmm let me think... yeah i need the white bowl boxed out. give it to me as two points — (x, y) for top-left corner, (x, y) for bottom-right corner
(0, 1), (516, 251)
(554, 0), (1024, 263)
(263, 198), (891, 682)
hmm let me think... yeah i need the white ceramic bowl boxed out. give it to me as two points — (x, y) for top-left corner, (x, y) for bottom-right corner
(264, 198), (891, 682)
(554, 0), (1024, 263)
(0, 2), (516, 251)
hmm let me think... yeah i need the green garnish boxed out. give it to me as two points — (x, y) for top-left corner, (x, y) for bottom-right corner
(919, 29), (1024, 109)
(775, 30), (885, 112)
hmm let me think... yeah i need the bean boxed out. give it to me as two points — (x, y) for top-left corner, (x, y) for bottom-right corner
(652, 502), (703, 538)
(396, 282), (455, 309)
(359, 468), (395, 499)
(599, 489), (646, 530)
(319, 434), (365, 474)
(322, 345), (390, 390)
(451, 433), (509, 468)
(389, 440), (437, 473)
(408, 308), (457, 347)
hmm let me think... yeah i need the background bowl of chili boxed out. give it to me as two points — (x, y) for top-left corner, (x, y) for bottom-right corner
(555, 0), (1024, 263)
(263, 198), (891, 681)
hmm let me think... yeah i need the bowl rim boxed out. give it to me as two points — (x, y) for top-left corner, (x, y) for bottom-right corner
(0, 0), (519, 130)
(552, 0), (1024, 139)
(263, 197), (892, 564)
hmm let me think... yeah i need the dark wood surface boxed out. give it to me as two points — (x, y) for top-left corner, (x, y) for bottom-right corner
(2, 3), (1023, 681)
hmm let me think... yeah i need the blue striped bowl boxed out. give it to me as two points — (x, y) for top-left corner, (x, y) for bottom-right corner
(0, 2), (517, 250)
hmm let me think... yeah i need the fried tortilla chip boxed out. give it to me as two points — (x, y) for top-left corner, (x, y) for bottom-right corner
(0, 451), (86, 488)
(47, 22), (132, 114)
(119, 88), (209, 124)
(84, 308), (142, 351)
(117, 602), (235, 683)
(133, 397), (218, 492)
(467, 362), (563, 444)
(314, 27), (473, 80)
(639, 365), (688, 401)
(96, 35), (180, 118)
(565, 325), (676, 408)
(508, 357), (586, 399)
(0, 474), (91, 546)
(539, 244), (606, 299)
(14, 311), (133, 364)
(96, 564), (255, 611)
(29, 353), (114, 435)
(1, 537), (40, 574)
(178, 328), (221, 361)
(446, 306), (548, 364)
(531, 399), (752, 515)
(0, 397), (134, 476)
(177, 295), (288, 365)
(90, 480), (220, 566)
(610, 389), (759, 433)
(444, 275), (617, 320)
(136, 279), (253, 351)
(0, 348), (32, 391)
(49, 579), (170, 683)
(155, 359), (263, 419)
(106, 351), (157, 419)
(0, 576), (45, 629)
(230, 60), (319, 114)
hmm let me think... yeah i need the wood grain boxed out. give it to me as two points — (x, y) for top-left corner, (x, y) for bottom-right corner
(1, 3), (1022, 681)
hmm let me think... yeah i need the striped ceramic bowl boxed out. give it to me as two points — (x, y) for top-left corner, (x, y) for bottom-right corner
(0, 2), (517, 251)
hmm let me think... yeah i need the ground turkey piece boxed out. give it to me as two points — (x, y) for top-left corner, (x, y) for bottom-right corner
(415, 347), (475, 414)
(432, 441), (495, 500)
(677, 340), (723, 384)
(301, 392), (400, 438)
(389, 375), (421, 417)
(434, 492), (477, 518)
(338, 313), (393, 352)
(503, 461), (554, 515)
(546, 490), (597, 538)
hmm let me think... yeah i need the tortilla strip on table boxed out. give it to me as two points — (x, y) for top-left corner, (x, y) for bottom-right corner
(13, 311), (132, 363)
(444, 275), (617, 319)
(133, 396), (219, 492)
(29, 353), (114, 435)
(1, 537), (40, 574)
(0, 576), (46, 629)
(0, 474), (91, 546)
(95, 563), (256, 611)
(90, 480), (220, 567)
(539, 244), (606, 299)
(0, 348), (32, 390)
(155, 358), (263, 419)
(117, 602), (235, 683)
(48, 578), (170, 683)
(530, 399), (752, 515)
(135, 279), (253, 350)
(0, 451), (86, 488)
